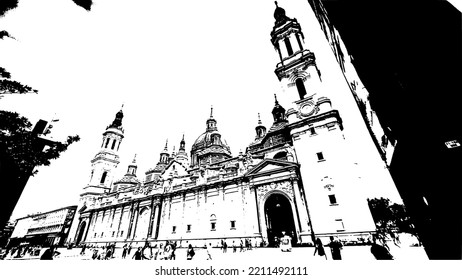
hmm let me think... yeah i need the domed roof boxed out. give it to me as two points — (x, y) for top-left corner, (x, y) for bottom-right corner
(273, 1), (290, 25)
(192, 130), (231, 154)
(114, 174), (139, 185)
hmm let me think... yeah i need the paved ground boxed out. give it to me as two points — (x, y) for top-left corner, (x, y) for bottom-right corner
(4, 241), (427, 261)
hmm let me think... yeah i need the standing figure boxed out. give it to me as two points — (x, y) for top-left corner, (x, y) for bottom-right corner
(223, 240), (228, 253)
(186, 244), (195, 260)
(80, 244), (86, 255)
(313, 238), (327, 259)
(122, 244), (128, 259)
(328, 236), (343, 260)
(40, 246), (60, 260)
(206, 243), (213, 260)
(370, 235), (394, 260)
(132, 247), (145, 260)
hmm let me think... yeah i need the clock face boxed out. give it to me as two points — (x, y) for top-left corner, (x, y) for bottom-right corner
(300, 102), (315, 117)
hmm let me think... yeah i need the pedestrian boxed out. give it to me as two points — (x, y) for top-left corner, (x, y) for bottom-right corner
(80, 243), (86, 255)
(170, 241), (177, 260)
(240, 239), (244, 252)
(127, 243), (132, 256)
(370, 235), (394, 260)
(92, 248), (99, 260)
(186, 244), (195, 260)
(122, 244), (128, 259)
(328, 236), (343, 260)
(40, 246), (60, 260)
(206, 243), (213, 260)
(223, 240), (228, 253)
(232, 241), (236, 253)
(132, 247), (145, 260)
(313, 238), (327, 259)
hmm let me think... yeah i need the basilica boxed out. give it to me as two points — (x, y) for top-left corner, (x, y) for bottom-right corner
(67, 3), (401, 248)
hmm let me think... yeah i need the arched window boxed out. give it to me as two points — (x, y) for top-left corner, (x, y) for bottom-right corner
(104, 138), (110, 148)
(295, 78), (307, 99)
(100, 171), (108, 184)
(111, 139), (116, 150)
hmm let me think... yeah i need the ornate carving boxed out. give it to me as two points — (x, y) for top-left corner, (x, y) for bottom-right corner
(256, 180), (294, 203)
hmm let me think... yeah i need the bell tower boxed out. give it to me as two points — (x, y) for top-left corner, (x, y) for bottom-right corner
(85, 108), (124, 194)
(269, 2), (401, 238)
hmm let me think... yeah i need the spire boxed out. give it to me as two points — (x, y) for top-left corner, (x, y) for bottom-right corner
(163, 139), (168, 152)
(206, 106), (218, 132)
(272, 94), (286, 123)
(179, 134), (186, 151)
(255, 113), (266, 139)
(108, 107), (124, 129)
(127, 153), (137, 175)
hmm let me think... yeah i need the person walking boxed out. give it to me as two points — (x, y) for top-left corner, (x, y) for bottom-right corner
(370, 235), (394, 260)
(186, 244), (195, 260)
(206, 243), (213, 260)
(328, 236), (343, 260)
(223, 240), (228, 253)
(40, 246), (60, 260)
(132, 247), (146, 260)
(122, 244), (128, 259)
(80, 244), (86, 255)
(313, 238), (327, 259)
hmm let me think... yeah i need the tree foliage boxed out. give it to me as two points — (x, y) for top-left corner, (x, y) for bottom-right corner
(0, 67), (38, 94)
(367, 197), (415, 234)
(0, 0), (18, 17)
(0, 110), (80, 177)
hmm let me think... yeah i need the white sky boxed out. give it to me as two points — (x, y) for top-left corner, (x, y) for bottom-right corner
(1, 0), (321, 221)
(1, 0), (414, 221)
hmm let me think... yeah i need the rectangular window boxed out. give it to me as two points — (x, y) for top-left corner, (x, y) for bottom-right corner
(316, 152), (324, 161)
(112, 231), (115, 237)
(335, 219), (345, 232)
(328, 194), (337, 205)
(230, 220), (236, 229)
(120, 230), (124, 237)
(94, 233), (97, 238)
(211, 222), (216, 231)
(310, 127), (316, 135)
(187, 224), (191, 232)
(172, 226), (176, 233)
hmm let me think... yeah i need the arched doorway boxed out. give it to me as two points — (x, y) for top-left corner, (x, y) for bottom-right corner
(75, 221), (87, 245)
(264, 193), (297, 247)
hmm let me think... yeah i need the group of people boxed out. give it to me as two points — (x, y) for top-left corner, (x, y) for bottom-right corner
(219, 238), (254, 253)
(312, 234), (395, 260)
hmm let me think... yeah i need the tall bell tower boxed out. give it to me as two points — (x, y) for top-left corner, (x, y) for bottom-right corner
(67, 108), (125, 245)
(84, 108), (124, 194)
(270, 2), (401, 237)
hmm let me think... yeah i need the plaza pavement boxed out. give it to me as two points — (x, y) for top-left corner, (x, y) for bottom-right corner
(4, 241), (427, 261)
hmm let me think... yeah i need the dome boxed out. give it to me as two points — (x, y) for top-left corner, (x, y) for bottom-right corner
(114, 174), (139, 185)
(273, 1), (290, 24)
(191, 131), (231, 154)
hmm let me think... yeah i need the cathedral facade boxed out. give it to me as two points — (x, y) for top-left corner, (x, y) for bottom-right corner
(67, 3), (401, 248)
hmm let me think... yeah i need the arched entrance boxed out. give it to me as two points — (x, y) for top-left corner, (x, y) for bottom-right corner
(264, 193), (297, 247)
(75, 221), (87, 245)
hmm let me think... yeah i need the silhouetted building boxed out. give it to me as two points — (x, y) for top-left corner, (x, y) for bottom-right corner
(306, 0), (462, 259)
(8, 206), (77, 248)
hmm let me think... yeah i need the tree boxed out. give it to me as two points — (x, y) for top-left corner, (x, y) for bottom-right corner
(0, 110), (80, 230)
(367, 197), (416, 235)
(1, 0), (92, 97)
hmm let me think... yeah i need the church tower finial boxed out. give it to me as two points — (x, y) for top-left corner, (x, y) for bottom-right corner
(206, 106), (218, 132)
